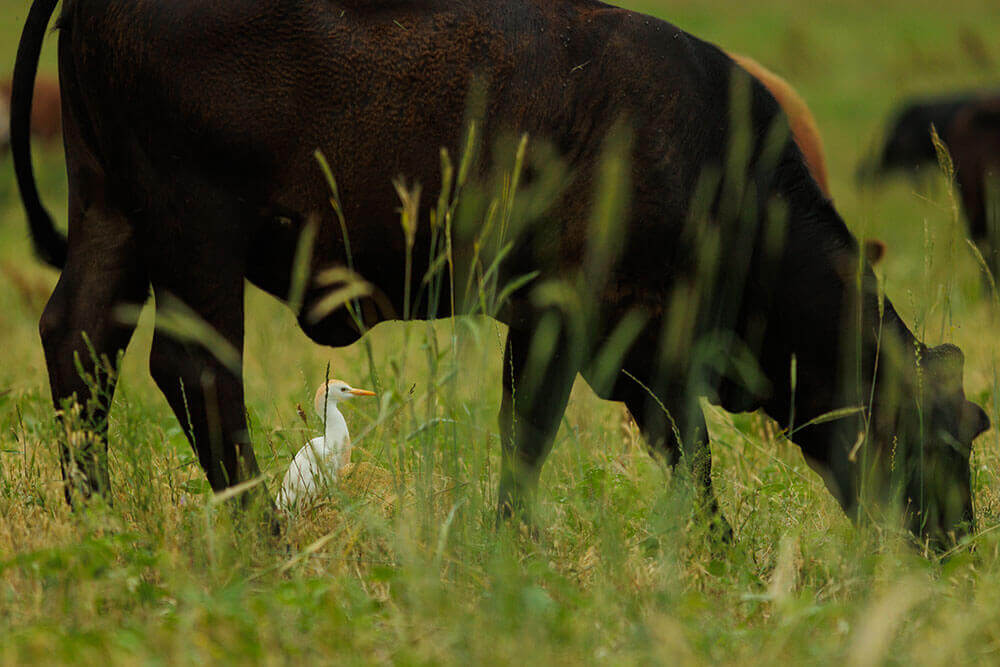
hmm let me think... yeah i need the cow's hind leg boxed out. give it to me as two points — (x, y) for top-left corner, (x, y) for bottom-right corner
(497, 321), (581, 525)
(39, 205), (147, 505)
(617, 378), (732, 540)
(144, 196), (273, 527)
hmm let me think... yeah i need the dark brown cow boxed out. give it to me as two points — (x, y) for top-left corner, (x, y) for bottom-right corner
(0, 74), (61, 155)
(13, 0), (988, 546)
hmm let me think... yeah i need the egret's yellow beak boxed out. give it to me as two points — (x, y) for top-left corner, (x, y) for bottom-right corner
(350, 388), (376, 397)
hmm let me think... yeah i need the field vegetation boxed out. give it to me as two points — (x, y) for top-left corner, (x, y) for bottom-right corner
(2, 0), (1000, 663)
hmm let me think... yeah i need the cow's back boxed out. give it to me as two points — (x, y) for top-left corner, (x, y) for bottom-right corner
(56, 0), (815, 315)
(60, 2), (728, 202)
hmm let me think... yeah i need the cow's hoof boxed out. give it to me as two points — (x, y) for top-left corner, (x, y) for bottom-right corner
(701, 512), (734, 555)
(495, 504), (540, 541)
(267, 512), (287, 539)
(711, 514), (734, 543)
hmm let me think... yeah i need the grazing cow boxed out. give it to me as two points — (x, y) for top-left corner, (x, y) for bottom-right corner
(0, 75), (61, 155)
(13, 0), (988, 546)
(863, 92), (1000, 274)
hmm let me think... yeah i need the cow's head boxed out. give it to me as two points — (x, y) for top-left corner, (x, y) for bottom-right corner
(870, 343), (989, 548)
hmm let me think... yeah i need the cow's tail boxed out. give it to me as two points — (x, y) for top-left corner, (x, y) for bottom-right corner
(11, 0), (66, 270)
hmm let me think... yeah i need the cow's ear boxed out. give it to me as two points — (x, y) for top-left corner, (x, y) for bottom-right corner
(924, 343), (965, 392)
(864, 239), (886, 265)
(959, 400), (990, 443)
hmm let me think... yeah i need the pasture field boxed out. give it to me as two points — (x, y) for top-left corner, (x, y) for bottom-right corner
(2, 0), (1000, 663)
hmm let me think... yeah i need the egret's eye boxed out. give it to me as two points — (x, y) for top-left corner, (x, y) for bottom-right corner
(341, 387), (349, 392)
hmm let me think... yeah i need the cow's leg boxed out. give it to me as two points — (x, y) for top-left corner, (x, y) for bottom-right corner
(617, 379), (731, 539)
(148, 285), (259, 493)
(39, 205), (147, 505)
(497, 323), (580, 524)
(145, 206), (273, 526)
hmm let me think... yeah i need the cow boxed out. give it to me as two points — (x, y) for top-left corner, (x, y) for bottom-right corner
(12, 0), (989, 547)
(861, 92), (1000, 275)
(0, 74), (61, 155)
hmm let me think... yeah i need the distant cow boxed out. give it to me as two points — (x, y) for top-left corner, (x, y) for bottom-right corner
(13, 0), (987, 547)
(863, 92), (1000, 273)
(0, 75), (60, 155)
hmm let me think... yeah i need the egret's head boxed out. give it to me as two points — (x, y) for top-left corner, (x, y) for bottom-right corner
(314, 379), (376, 415)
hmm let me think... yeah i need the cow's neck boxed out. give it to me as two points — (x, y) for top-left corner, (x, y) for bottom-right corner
(753, 196), (921, 507)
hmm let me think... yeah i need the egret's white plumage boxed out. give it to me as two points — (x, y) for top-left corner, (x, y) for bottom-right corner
(277, 379), (375, 511)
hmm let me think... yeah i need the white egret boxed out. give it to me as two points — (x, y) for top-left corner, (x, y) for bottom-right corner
(277, 379), (375, 511)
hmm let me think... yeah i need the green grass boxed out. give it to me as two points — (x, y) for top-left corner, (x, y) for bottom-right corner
(3, 0), (1000, 663)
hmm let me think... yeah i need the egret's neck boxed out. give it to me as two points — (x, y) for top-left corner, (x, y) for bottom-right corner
(320, 402), (348, 444)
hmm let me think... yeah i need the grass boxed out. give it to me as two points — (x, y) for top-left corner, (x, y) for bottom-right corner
(2, 0), (1000, 663)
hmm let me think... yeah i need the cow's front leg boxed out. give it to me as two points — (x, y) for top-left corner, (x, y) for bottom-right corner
(497, 323), (580, 526)
(147, 284), (275, 528)
(145, 210), (275, 531)
(618, 379), (732, 540)
(148, 291), (258, 488)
